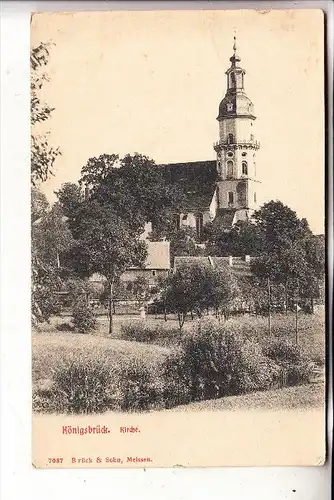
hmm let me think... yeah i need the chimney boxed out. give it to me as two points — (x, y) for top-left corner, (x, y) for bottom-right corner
(228, 256), (233, 267)
(244, 255), (250, 263)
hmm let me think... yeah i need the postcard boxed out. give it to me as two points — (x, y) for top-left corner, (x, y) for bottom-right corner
(31, 8), (326, 468)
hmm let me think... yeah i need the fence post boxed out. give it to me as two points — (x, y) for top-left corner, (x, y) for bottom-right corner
(295, 279), (299, 345)
(267, 277), (272, 335)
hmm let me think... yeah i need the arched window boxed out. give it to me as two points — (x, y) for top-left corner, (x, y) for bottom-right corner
(242, 161), (248, 175)
(228, 192), (234, 204)
(230, 72), (236, 86)
(254, 193), (257, 203)
(195, 213), (203, 239)
(227, 160), (234, 179)
(228, 133), (234, 144)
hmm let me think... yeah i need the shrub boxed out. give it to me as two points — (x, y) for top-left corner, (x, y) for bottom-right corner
(159, 350), (192, 408)
(116, 349), (191, 411)
(50, 354), (118, 413)
(121, 321), (180, 345)
(32, 344), (190, 414)
(55, 322), (74, 332)
(32, 378), (65, 413)
(181, 320), (279, 401)
(117, 358), (163, 411)
(33, 316), (321, 415)
(72, 300), (97, 333)
(263, 339), (316, 386)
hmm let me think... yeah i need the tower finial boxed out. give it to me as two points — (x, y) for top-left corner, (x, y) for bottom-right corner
(230, 33), (241, 64)
(233, 35), (237, 54)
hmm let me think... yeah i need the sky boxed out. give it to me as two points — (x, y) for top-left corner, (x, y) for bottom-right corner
(31, 9), (325, 234)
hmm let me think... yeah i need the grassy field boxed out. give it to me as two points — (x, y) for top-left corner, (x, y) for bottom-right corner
(32, 329), (172, 384)
(168, 382), (325, 412)
(32, 310), (325, 413)
(40, 313), (182, 337)
(41, 309), (325, 351)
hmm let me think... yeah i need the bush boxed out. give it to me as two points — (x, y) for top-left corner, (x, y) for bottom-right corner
(117, 359), (163, 411)
(55, 322), (74, 332)
(116, 350), (190, 411)
(160, 351), (192, 408)
(49, 353), (118, 413)
(33, 317), (320, 414)
(263, 339), (303, 364)
(121, 321), (180, 345)
(72, 300), (97, 333)
(181, 320), (279, 401)
(263, 339), (315, 386)
(33, 347), (188, 414)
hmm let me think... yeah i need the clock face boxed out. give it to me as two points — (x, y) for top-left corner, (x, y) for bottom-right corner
(227, 103), (233, 112)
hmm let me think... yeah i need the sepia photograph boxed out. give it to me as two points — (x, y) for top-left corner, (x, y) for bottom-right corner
(30, 8), (326, 468)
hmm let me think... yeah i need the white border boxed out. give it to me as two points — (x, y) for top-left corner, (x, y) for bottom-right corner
(1, 2), (332, 499)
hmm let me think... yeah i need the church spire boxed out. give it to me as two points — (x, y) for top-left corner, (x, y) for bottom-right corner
(230, 35), (241, 65)
(216, 37), (256, 121)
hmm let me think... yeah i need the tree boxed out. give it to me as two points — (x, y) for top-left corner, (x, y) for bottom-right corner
(251, 202), (321, 300)
(162, 263), (237, 330)
(251, 243), (309, 335)
(202, 266), (238, 321)
(65, 199), (147, 334)
(250, 201), (325, 339)
(31, 196), (75, 324)
(31, 43), (63, 324)
(32, 203), (75, 272)
(62, 277), (97, 306)
(165, 227), (202, 262)
(31, 42), (60, 185)
(79, 153), (120, 192)
(203, 219), (262, 257)
(162, 267), (197, 330)
(252, 201), (312, 253)
(132, 276), (151, 309)
(31, 254), (62, 325)
(238, 276), (269, 316)
(31, 186), (49, 222)
(54, 182), (84, 218)
(79, 153), (184, 235)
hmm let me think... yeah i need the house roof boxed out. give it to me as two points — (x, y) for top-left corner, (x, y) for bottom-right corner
(144, 241), (170, 270)
(90, 241), (171, 284)
(174, 256), (211, 270)
(32, 214), (68, 226)
(174, 255), (254, 278)
(159, 160), (217, 212)
(127, 241), (171, 270)
(212, 256), (254, 277)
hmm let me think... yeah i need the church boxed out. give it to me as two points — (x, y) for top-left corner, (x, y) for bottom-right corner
(92, 40), (261, 294)
(159, 38), (261, 239)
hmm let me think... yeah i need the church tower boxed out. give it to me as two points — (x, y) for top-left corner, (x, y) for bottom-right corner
(214, 38), (260, 225)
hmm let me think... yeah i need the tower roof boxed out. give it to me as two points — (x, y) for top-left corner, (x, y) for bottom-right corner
(218, 93), (255, 120)
(217, 37), (256, 121)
